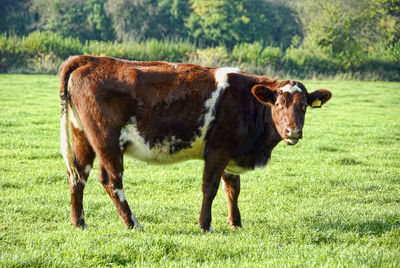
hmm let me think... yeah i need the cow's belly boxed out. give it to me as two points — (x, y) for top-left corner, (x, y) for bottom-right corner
(120, 119), (205, 164)
(225, 160), (252, 175)
(124, 136), (205, 164)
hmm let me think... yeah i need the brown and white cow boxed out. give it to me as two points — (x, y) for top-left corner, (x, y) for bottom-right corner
(59, 55), (331, 232)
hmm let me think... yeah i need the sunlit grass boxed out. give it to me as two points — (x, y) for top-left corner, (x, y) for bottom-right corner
(0, 75), (399, 266)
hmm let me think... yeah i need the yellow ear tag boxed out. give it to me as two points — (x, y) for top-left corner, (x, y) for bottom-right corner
(311, 99), (322, 108)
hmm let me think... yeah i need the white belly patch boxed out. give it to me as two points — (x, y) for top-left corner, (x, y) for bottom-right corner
(120, 118), (205, 164)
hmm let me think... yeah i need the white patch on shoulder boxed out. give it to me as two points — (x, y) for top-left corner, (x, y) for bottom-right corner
(215, 67), (241, 89)
(113, 188), (126, 202)
(120, 67), (241, 164)
(280, 84), (302, 94)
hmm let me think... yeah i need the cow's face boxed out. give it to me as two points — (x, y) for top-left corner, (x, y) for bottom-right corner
(251, 81), (332, 145)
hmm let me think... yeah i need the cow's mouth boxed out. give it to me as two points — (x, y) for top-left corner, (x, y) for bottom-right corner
(284, 138), (298, 145)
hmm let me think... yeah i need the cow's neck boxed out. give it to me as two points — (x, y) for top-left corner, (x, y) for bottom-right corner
(231, 114), (281, 172)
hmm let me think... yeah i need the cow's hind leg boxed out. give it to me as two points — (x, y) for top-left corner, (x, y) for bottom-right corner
(222, 172), (242, 229)
(69, 126), (95, 228)
(96, 143), (142, 229)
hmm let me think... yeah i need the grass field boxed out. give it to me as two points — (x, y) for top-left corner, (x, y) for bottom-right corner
(0, 74), (399, 266)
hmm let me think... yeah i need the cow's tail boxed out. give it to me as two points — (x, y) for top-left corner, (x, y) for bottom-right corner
(59, 56), (82, 185)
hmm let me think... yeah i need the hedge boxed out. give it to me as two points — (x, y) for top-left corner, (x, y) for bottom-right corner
(1, 31), (399, 81)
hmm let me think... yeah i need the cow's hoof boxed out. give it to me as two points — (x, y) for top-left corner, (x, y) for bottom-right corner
(127, 223), (144, 231)
(72, 221), (86, 230)
(230, 224), (243, 230)
(201, 225), (214, 232)
(134, 225), (144, 231)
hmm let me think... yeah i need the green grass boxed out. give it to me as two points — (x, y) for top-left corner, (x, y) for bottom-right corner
(0, 74), (399, 266)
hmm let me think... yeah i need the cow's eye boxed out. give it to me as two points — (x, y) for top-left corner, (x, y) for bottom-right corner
(275, 103), (282, 109)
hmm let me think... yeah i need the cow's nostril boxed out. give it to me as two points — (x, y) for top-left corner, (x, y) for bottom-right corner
(287, 128), (301, 138)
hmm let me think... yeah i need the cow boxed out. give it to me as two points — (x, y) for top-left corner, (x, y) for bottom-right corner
(59, 55), (331, 232)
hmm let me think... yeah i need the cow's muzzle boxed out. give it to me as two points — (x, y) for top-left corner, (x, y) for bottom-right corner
(284, 128), (302, 145)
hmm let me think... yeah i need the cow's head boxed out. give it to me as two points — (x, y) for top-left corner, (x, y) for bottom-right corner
(251, 80), (331, 145)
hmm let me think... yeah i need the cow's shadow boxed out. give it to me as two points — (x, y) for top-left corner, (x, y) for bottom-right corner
(312, 215), (400, 237)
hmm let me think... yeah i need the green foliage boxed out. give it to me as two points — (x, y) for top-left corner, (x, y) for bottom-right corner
(0, 30), (398, 80)
(34, 0), (92, 41)
(31, 0), (114, 41)
(31, 52), (63, 74)
(186, 0), (301, 48)
(388, 42), (400, 63)
(1, 0), (398, 80)
(0, 34), (25, 72)
(1, 75), (400, 266)
(283, 47), (339, 77)
(297, 0), (400, 71)
(106, 0), (190, 41)
(0, 31), (195, 73)
(186, 0), (250, 46)
(187, 46), (230, 66)
(22, 31), (83, 59)
(85, 0), (115, 41)
(0, 0), (33, 36)
(232, 42), (282, 66)
(83, 39), (195, 62)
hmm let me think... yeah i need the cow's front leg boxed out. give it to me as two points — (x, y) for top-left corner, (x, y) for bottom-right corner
(222, 172), (242, 229)
(98, 155), (142, 230)
(199, 151), (229, 232)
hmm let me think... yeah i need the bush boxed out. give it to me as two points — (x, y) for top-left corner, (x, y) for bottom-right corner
(187, 46), (231, 67)
(261, 46), (282, 66)
(283, 47), (338, 78)
(0, 30), (399, 80)
(232, 42), (282, 66)
(387, 43), (400, 64)
(0, 34), (25, 72)
(138, 39), (195, 62)
(83, 39), (195, 62)
(31, 52), (63, 74)
(22, 31), (82, 60)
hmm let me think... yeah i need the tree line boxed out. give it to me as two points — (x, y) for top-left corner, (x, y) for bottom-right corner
(1, 0), (399, 80)
(1, 0), (303, 48)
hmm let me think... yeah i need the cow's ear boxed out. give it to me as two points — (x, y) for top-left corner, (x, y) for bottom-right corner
(308, 89), (332, 108)
(251, 84), (276, 105)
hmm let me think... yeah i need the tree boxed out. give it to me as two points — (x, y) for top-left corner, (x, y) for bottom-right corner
(31, 0), (92, 41)
(185, 0), (301, 48)
(380, 0), (400, 44)
(106, 0), (190, 41)
(295, 0), (400, 69)
(86, 0), (115, 41)
(31, 0), (114, 41)
(0, 0), (34, 35)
